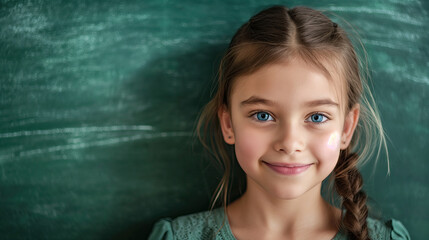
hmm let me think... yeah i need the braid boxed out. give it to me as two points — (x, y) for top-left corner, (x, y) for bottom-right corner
(334, 148), (370, 240)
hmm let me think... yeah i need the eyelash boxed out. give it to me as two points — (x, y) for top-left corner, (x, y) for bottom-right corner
(249, 110), (275, 122)
(249, 111), (330, 125)
(305, 112), (330, 125)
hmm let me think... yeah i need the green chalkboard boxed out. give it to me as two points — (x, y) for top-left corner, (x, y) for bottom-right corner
(1, 0), (428, 239)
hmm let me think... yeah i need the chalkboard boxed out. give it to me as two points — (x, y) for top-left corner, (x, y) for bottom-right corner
(1, 0), (428, 239)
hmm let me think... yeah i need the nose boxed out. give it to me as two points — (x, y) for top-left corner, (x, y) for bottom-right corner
(273, 121), (305, 154)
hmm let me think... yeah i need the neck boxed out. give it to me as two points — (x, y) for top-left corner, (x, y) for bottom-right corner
(227, 177), (340, 236)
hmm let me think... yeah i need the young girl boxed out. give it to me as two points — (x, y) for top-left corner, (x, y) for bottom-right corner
(149, 5), (410, 240)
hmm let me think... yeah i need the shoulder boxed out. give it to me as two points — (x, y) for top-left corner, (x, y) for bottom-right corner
(148, 208), (233, 240)
(366, 217), (411, 240)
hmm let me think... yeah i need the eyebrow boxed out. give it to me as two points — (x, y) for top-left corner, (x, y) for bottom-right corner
(240, 96), (276, 107)
(240, 96), (339, 108)
(304, 99), (339, 108)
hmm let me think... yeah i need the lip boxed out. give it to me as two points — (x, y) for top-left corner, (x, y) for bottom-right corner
(263, 161), (313, 175)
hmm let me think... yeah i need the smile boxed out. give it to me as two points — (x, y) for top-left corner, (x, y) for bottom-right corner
(263, 161), (313, 175)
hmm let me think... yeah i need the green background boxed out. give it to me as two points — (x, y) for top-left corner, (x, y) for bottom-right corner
(1, 0), (428, 239)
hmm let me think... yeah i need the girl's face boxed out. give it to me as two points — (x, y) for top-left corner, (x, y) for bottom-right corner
(219, 59), (359, 200)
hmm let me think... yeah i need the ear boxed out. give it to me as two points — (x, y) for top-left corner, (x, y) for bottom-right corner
(218, 105), (235, 145)
(340, 104), (360, 150)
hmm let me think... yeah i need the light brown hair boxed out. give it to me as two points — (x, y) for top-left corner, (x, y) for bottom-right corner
(197, 5), (388, 240)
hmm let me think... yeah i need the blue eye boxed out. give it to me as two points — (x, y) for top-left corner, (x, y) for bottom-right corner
(255, 112), (274, 121)
(307, 113), (328, 123)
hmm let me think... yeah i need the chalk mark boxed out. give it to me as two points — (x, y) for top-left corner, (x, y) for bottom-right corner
(0, 131), (191, 163)
(0, 125), (154, 139)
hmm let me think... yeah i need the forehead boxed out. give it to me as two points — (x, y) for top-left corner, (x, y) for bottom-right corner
(231, 58), (345, 108)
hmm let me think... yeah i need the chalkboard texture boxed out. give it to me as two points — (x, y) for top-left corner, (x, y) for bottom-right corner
(1, 0), (428, 239)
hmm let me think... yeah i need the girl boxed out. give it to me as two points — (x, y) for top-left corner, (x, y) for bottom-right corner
(149, 5), (410, 240)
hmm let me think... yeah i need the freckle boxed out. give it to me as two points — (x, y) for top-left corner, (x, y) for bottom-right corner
(327, 132), (339, 150)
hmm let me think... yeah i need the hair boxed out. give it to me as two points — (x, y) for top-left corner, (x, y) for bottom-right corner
(197, 5), (388, 240)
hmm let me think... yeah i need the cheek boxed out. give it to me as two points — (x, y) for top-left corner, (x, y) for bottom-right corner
(311, 131), (341, 167)
(234, 127), (266, 165)
(327, 132), (340, 150)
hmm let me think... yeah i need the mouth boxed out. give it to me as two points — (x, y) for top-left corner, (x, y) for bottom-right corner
(263, 161), (313, 175)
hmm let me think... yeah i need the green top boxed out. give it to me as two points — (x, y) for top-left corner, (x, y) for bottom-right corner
(148, 208), (410, 240)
